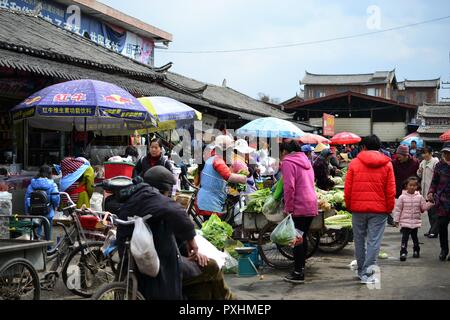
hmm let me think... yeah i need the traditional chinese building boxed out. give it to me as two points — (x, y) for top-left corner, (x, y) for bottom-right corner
(417, 103), (450, 145)
(0, 0), (173, 66)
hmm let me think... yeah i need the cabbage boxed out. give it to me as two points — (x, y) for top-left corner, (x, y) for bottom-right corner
(201, 214), (233, 250)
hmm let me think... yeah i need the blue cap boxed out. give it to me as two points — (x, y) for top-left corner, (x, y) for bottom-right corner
(301, 145), (314, 153)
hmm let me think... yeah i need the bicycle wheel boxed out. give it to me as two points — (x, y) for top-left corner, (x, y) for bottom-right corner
(61, 241), (117, 298)
(257, 223), (294, 270)
(318, 228), (351, 253)
(91, 282), (145, 300)
(0, 258), (40, 300)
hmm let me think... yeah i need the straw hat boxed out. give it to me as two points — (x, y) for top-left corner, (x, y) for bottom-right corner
(234, 139), (256, 154)
(214, 135), (235, 150)
(314, 143), (329, 153)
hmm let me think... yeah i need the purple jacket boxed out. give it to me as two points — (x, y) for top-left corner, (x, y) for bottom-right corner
(429, 160), (450, 217)
(281, 152), (318, 217)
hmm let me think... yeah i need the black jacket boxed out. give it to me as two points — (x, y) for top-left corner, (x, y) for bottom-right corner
(116, 183), (195, 300)
(133, 153), (173, 178)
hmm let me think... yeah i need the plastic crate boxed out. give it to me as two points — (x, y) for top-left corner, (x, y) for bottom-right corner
(104, 162), (135, 179)
(79, 216), (101, 231)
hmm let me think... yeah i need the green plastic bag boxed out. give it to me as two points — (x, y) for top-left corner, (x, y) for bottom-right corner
(270, 215), (296, 246)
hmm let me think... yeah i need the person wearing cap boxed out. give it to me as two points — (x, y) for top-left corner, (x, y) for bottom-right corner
(301, 144), (315, 165)
(25, 165), (60, 240)
(196, 135), (247, 218)
(313, 149), (336, 191)
(115, 166), (236, 300)
(232, 139), (257, 194)
(427, 142), (450, 261)
(391, 145), (420, 223)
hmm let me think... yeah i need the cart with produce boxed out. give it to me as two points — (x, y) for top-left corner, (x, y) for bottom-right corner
(0, 215), (52, 300)
(316, 178), (353, 254)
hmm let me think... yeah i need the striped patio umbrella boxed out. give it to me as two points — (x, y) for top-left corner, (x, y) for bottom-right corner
(131, 96), (202, 133)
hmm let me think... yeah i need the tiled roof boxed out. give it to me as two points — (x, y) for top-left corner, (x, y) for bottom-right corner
(166, 72), (291, 119)
(0, 9), (164, 81)
(397, 79), (441, 89)
(301, 70), (396, 85)
(417, 103), (450, 118)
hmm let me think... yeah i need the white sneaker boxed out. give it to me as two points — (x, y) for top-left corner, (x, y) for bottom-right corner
(360, 274), (379, 284)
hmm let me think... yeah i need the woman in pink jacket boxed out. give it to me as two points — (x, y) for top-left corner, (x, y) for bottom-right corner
(393, 176), (434, 261)
(280, 139), (318, 284)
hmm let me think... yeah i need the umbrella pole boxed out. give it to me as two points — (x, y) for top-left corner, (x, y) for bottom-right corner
(84, 117), (87, 151)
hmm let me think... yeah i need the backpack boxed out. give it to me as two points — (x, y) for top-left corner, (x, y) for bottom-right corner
(29, 189), (51, 216)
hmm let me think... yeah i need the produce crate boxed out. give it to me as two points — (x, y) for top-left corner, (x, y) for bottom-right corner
(243, 212), (268, 231)
(310, 211), (324, 232)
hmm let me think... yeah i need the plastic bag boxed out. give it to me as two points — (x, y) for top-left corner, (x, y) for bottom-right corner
(270, 215), (297, 246)
(90, 192), (103, 212)
(262, 196), (285, 223)
(223, 252), (238, 274)
(130, 217), (160, 277)
(194, 232), (228, 269)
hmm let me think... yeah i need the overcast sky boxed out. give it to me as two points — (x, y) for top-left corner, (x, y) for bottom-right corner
(101, 0), (450, 102)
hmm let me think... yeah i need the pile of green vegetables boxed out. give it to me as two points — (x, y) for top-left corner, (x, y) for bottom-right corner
(244, 188), (271, 213)
(325, 210), (352, 229)
(201, 214), (233, 250)
(316, 187), (345, 209)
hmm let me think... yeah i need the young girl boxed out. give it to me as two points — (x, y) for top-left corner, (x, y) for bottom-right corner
(393, 177), (434, 261)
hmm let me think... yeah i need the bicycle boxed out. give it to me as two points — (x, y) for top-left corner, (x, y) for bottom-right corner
(35, 192), (117, 298)
(91, 213), (152, 300)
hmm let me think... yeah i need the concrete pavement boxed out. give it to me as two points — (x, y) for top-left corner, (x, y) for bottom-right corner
(225, 220), (450, 300)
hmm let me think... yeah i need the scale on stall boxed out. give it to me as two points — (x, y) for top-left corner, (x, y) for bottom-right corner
(235, 247), (259, 277)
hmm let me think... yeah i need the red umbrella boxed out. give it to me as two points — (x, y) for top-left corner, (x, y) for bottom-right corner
(298, 133), (331, 144)
(403, 132), (419, 141)
(440, 129), (450, 142)
(331, 132), (362, 145)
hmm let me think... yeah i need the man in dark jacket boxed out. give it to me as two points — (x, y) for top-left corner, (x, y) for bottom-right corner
(116, 166), (235, 300)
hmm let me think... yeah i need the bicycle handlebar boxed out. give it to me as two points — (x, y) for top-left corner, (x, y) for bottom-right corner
(109, 213), (153, 226)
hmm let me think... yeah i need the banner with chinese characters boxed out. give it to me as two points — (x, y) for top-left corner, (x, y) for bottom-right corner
(0, 0), (154, 65)
(323, 113), (335, 137)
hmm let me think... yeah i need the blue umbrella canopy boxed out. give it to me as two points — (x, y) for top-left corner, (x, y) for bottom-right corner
(11, 79), (156, 133)
(236, 117), (306, 138)
(401, 137), (424, 148)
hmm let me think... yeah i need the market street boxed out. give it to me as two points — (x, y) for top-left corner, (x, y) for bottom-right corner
(225, 220), (450, 300)
(41, 219), (450, 300)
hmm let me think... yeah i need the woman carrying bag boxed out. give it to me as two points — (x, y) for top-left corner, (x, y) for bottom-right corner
(279, 139), (318, 284)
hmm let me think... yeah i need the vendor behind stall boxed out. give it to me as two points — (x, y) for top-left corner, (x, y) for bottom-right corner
(58, 157), (94, 208)
(313, 149), (336, 191)
(133, 138), (173, 178)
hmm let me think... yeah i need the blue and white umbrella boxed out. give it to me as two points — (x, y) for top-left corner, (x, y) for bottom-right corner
(401, 137), (424, 148)
(236, 117), (306, 138)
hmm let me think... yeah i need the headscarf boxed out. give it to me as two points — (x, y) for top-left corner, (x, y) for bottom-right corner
(59, 157), (90, 192)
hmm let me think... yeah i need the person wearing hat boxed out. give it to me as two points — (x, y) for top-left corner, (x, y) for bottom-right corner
(301, 144), (315, 165)
(313, 149), (336, 191)
(196, 135), (247, 218)
(427, 142), (450, 261)
(114, 166), (236, 300)
(232, 139), (257, 194)
(390, 145), (420, 226)
(59, 157), (94, 209)
(25, 165), (60, 240)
